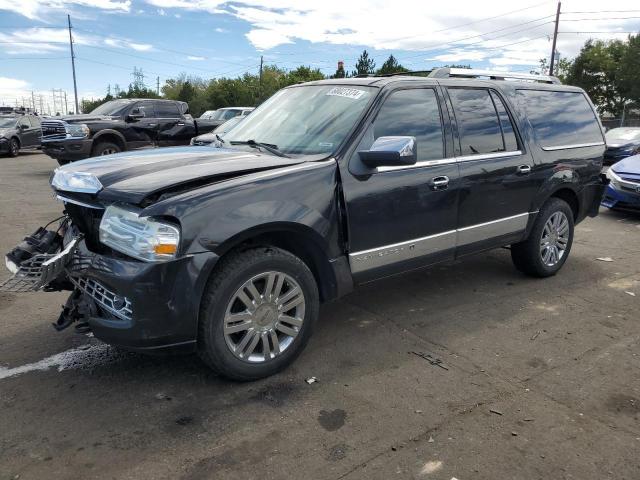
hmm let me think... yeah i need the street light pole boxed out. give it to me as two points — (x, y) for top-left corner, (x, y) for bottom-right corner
(549, 2), (561, 76)
(67, 14), (79, 114)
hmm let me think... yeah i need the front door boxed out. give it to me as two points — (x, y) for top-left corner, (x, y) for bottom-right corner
(154, 101), (193, 146)
(341, 86), (460, 282)
(443, 84), (538, 255)
(17, 117), (39, 147)
(126, 102), (158, 149)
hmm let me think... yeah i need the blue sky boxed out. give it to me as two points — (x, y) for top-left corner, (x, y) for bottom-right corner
(0, 0), (638, 112)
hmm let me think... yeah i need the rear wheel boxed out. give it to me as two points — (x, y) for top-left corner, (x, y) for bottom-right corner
(511, 197), (574, 277)
(8, 138), (19, 157)
(198, 247), (319, 381)
(91, 141), (121, 157)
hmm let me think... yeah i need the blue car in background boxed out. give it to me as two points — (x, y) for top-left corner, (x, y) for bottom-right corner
(602, 155), (640, 210)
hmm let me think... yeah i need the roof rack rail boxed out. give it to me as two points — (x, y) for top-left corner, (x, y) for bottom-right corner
(428, 67), (561, 84)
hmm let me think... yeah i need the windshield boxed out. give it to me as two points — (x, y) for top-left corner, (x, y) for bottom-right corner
(225, 85), (375, 156)
(211, 109), (240, 121)
(200, 110), (216, 118)
(0, 117), (17, 128)
(606, 128), (640, 142)
(90, 100), (133, 116)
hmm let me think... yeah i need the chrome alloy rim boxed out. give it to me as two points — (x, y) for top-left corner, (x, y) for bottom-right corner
(223, 271), (305, 363)
(101, 148), (117, 155)
(540, 211), (570, 267)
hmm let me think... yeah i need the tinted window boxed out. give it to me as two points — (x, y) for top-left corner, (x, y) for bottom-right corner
(154, 102), (180, 118)
(136, 103), (156, 118)
(18, 117), (30, 128)
(373, 88), (444, 161)
(517, 90), (603, 149)
(29, 116), (41, 127)
(490, 91), (518, 151)
(448, 88), (504, 155)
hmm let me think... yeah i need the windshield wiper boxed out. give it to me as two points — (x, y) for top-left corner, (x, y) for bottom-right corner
(229, 139), (289, 158)
(215, 133), (226, 145)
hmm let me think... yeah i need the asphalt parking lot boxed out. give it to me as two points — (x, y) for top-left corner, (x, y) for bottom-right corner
(1, 152), (639, 480)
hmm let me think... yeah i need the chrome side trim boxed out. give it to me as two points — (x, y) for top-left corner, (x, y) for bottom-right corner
(377, 158), (457, 172)
(457, 212), (530, 246)
(375, 150), (522, 173)
(456, 150), (522, 162)
(541, 142), (605, 151)
(349, 211), (537, 273)
(349, 230), (456, 274)
(56, 194), (104, 210)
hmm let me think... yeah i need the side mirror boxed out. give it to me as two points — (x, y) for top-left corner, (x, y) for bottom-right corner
(126, 109), (144, 121)
(358, 136), (417, 168)
(18, 123), (28, 130)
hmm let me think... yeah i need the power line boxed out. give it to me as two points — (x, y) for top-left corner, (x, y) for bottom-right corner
(559, 31), (638, 34)
(562, 10), (640, 14)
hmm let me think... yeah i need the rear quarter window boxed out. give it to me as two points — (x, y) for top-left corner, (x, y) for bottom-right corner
(516, 90), (603, 150)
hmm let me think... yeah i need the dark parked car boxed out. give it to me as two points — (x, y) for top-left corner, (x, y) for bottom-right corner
(40, 99), (218, 165)
(0, 113), (41, 157)
(602, 155), (640, 210)
(1, 68), (606, 380)
(604, 127), (640, 165)
(190, 116), (245, 146)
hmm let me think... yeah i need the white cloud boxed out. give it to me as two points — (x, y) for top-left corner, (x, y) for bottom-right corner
(157, 8), (166, 15)
(0, 0), (131, 20)
(0, 77), (30, 92)
(215, 27), (228, 33)
(187, 55), (205, 61)
(429, 50), (488, 63)
(0, 28), (153, 54)
(142, 0), (640, 67)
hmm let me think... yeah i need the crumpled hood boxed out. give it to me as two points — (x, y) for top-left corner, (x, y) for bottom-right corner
(55, 146), (306, 204)
(612, 154), (640, 176)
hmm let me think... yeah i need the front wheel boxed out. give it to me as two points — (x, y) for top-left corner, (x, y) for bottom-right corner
(8, 138), (19, 157)
(511, 198), (574, 277)
(91, 141), (121, 157)
(198, 247), (319, 381)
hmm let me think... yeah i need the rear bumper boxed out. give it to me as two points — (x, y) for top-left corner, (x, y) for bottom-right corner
(42, 139), (93, 162)
(602, 184), (640, 210)
(578, 179), (607, 221)
(67, 240), (219, 351)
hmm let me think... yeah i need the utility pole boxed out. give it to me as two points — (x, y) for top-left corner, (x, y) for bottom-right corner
(67, 15), (79, 114)
(259, 55), (264, 102)
(549, 1), (561, 76)
(156, 76), (160, 96)
(31, 91), (36, 112)
(52, 89), (57, 115)
(64, 91), (68, 114)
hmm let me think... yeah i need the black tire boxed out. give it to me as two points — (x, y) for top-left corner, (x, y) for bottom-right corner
(511, 197), (575, 278)
(91, 141), (121, 157)
(8, 138), (19, 157)
(198, 246), (319, 381)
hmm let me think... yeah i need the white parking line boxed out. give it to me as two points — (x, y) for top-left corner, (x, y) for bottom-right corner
(0, 343), (112, 380)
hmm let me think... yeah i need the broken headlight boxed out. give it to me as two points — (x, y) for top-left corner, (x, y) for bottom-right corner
(99, 205), (180, 262)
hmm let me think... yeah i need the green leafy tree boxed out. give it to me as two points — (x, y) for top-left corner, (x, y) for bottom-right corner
(618, 34), (640, 107)
(376, 55), (408, 75)
(564, 39), (628, 116)
(353, 50), (376, 76)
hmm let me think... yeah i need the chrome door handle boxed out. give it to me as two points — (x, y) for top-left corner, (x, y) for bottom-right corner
(177, 123), (185, 126)
(517, 165), (532, 174)
(148, 123), (156, 127)
(431, 175), (449, 189)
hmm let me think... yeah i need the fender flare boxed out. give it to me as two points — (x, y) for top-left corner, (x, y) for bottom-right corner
(91, 129), (127, 150)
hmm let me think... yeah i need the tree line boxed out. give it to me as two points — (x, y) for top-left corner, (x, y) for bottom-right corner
(81, 36), (640, 118)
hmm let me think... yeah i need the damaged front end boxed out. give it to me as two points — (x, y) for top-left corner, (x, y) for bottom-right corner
(0, 216), (116, 333)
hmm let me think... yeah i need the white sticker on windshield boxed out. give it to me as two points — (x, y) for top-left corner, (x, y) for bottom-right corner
(326, 87), (366, 100)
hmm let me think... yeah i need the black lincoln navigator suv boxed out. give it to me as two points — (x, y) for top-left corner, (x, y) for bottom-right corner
(2, 68), (606, 380)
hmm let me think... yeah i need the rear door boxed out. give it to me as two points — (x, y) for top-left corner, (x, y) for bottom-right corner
(341, 85), (460, 282)
(444, 84), (537, 255)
